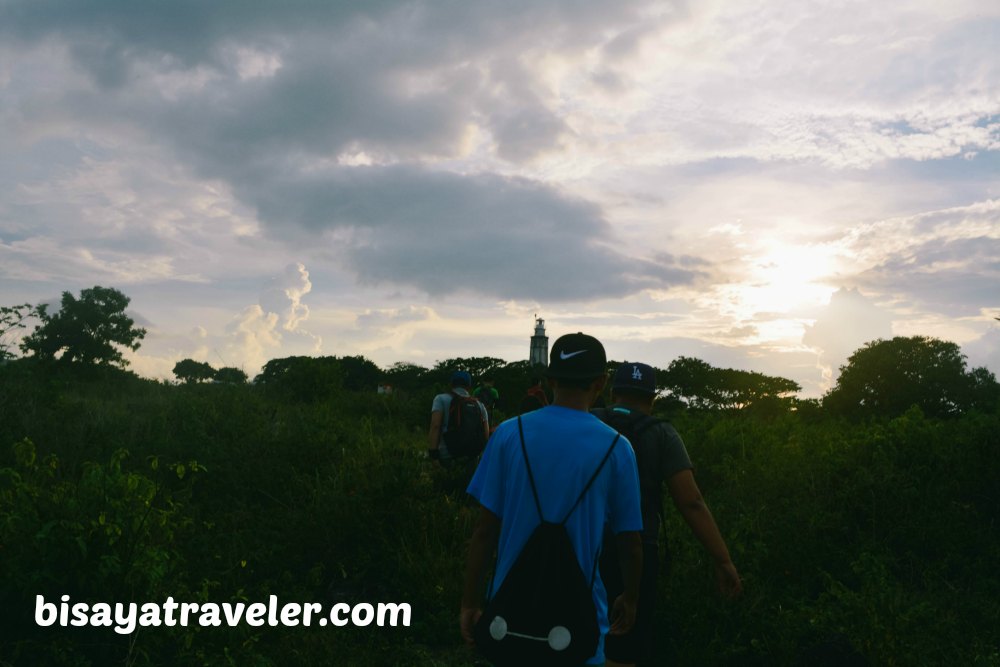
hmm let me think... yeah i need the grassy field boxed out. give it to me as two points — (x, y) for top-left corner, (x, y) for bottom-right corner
(1, 363), (998, 666)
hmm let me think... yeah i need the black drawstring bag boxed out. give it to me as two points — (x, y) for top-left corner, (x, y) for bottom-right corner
(474, 416), (619, 666)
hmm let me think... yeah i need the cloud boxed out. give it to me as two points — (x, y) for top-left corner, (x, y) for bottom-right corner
(0, 140), (251, 288)
(259, 262), (313, 332)
(2, 0), (999, 385)
(0, 235), (196, 287)
(250, 262), (321, 359)
(4, 1), (997, 177)
(856, 236), (1000, 316)
(802, 288), (895, 386)
(356, 306), (436, 330)
(844, 199), (1000, 316)
(0, 0), (704, 303)
(561, 3), (1000, 170)
(0, 0), (660, 165)
(963, 322), (1000, 372)
(240, 164), (700, 300)
(125, 264), (322, 380)
(222, 305), (283, 370)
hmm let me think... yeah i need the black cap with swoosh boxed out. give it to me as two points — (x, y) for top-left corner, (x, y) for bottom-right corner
(544, 332), (607, 379)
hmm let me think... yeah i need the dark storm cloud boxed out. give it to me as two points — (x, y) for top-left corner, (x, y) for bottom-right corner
(0, 0), (695, 301)
(240, 164), (698, 300)
(0, 0), (654, 161)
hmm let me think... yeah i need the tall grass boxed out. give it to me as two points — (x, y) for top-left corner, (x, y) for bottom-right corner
(1, 365), (998, 665)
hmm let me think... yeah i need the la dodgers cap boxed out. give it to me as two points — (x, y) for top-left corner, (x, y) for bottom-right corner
(612, 362), (657, 395)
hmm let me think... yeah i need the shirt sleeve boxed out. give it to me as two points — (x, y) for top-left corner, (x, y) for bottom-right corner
(431, 393), (448, 414)
(659, 423), (694, 479)
(607, 436), (643, 534)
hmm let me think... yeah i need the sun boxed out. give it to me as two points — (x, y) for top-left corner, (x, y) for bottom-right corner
(708, 240), (841, 342)
(753, 242), (839, 310)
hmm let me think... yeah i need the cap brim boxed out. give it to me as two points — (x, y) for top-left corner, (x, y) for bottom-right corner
(544, 367), (607, 380)
(612, 384), (656, 395)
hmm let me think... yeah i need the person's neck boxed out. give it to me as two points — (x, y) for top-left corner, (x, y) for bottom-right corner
(552, 391), (595, 412)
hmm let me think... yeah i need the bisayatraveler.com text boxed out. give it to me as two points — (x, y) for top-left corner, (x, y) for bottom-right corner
(35, 594), (411, 635)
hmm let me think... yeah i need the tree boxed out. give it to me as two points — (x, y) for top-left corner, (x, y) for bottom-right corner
(214, 367), (248, 384)
(660, 356), (800, 411)
(173, 359), (216, 383)
(383, 362), (429, 393)
(254, 356), (342, 402)
(20, 286), (146, 368)
(336, 355), (383, 392)
(1, 303), (41, 360)
(964, 366), (1000, 413)
(432, 356), (508, 382)
(823, 336), (989, 419)
(659, 357), (716, 409)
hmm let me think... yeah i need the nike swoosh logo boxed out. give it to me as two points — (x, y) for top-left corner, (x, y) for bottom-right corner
(560, 350), (587, 360)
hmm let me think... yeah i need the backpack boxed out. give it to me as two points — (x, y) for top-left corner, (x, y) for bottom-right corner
(442, 392), (488, 458)
(593, 408), (669, 597)
(592, 407), (664, 528)
(474, 416), (620, 666)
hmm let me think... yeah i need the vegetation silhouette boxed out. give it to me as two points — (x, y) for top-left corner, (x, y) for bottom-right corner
(824, 336), (998, 419)
(1, 287), (998, 665)
(20, 286), (145, 368)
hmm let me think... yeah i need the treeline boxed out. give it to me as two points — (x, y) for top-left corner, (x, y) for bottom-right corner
(1, 287), (999, 665)
(188, 334), (1000, 425)
(5, 286), (999, 421)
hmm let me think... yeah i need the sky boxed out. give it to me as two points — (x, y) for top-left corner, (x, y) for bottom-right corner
(1, 0), (998, 397)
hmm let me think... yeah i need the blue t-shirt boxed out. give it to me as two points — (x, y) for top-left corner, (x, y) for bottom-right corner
(467, 405), (643, 665)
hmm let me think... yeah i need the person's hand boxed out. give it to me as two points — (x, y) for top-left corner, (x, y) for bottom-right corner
(608, 594), (636, 636)
(715, 561), (743, 598)
(459, 607), (482, 646)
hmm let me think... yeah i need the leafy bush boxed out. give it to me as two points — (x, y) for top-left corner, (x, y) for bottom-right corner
(0, 439), (200, 666)
(0, 362), (997, 666)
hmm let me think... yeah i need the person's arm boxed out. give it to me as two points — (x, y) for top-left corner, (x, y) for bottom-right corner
(667, 469), (743, 598)
(460, 507), (501, 645)
(608, 530), (642, 635)
(428, 410), (443, 451)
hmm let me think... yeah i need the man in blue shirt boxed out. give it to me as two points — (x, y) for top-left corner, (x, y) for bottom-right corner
(461, 333), (644, 665)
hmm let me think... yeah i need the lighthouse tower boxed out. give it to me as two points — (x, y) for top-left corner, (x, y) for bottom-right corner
(529, 317), (548, 366)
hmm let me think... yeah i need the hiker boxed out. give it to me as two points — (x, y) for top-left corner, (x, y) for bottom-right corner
(473, 376), (500, 426)
(461, 333), (644, 666)
(595, 361), (743, 667)
(518, 376), (549, 414)
(428, 371), (489, 462)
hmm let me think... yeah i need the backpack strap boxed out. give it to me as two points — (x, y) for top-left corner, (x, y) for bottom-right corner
(448, 390), (462, 427)
(516, 415), (621, 525)
(603, 408), (660, 439)
(559, 433), (620, 525)
(517, 416), (545, 523)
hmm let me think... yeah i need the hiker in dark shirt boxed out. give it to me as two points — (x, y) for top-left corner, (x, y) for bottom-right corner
(518, 377), (549, 414)
(473, 376), (500, 427)
(595, 362), (742, 667)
